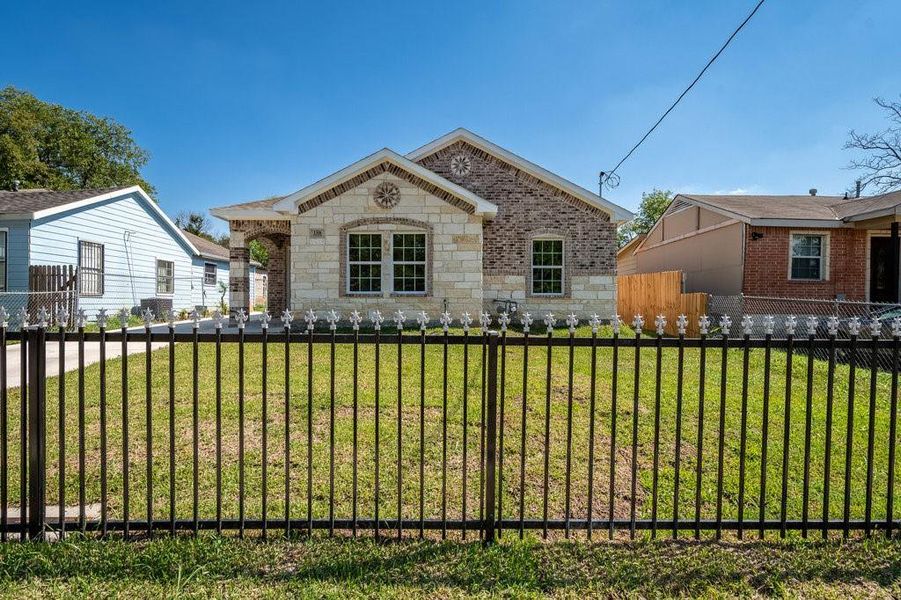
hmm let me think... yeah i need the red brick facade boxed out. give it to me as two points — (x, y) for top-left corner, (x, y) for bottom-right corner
(416, 141), (617, 279)
(742, 226), (868, 300)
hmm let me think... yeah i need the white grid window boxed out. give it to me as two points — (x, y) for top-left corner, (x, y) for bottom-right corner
(790, 234), (826, 280)
(156, 259), (175, 294)
(348, 233), (382, 293)
(392, 233), (426, 293)
(78, 240), (104, 297)
(531, 239), (564, 295)
(204, 262), (217, 286)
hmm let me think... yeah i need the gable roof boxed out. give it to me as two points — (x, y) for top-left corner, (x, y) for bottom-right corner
(181, 230), (229, 261)
(617, 234), (645, 258)
(0, 185), (201, 255)
(831, 190), (901, 221)
(406, 128), (634, 223)
(271, 148), (497, 216)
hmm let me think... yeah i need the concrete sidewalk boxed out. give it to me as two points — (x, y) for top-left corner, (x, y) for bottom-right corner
(5, 340), (168, 389)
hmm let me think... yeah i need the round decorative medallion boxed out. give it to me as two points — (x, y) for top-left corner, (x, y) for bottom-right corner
(373, 182), (401, 209)
(450, 153), (472, 177)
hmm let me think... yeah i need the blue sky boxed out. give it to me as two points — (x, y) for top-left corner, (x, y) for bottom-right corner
(3, 1), (899, 234)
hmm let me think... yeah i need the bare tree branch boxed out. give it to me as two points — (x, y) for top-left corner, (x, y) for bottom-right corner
(845, 96), (901, 194)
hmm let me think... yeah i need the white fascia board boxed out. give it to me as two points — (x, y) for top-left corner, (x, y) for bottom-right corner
(209, 207), (292, 221)
(31, 185), (202, 255)
(272, 147), (497, 217)
(406, 128), (634, 223)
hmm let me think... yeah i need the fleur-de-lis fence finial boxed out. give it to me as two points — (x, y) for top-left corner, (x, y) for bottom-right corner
(76, 308), (87, 329)
(741, 315), (754, 336)
(371, 310), (383, 331)
(304, 309), (317, 332)
(566, 312), (579, 333)
(479, 311), (492, 332)
(460, 312), (472, 332)
(868, 317), (882, 338)
(848, 316), (861, 337)
(439, 311), (452, 332)
(762, 315), (775, 336)
(260, 311), (272, 330)
(892, 317), (901, 338)
(235, 308), (248, 330)
(327, 310), (339, 331)
(520, 312), (533, 333)
(498, 311), (510, 332)
(212, 308), (224, 330)
(806, 315), (818, 338)
(37, 306), (49, 329)
(142, 307), (154, 328)
(655, 315), (667, 336)
(676, 314), (688, 336)
(417, 311), (429, 331)
(56, 305), (69, 329)
(611, 314), (621, 335)
(0, 306), (8, 329)
(588, 313), (601, 334)
(16, 306), (28, 329)
(719, 315), (732, 336)
(699, 315), (711, 335)
(282, 309), (294, 329)
(96, 308), (108, 329)
(785, 315), (797, 337)
(118, 307), (130, 329)
(827, 315), (840, 337)
(393, 309), (406, 331)
(632, 314), (644, 333)
(165, 309), (176, 328)
(544, 312), (556, 334)
(349, 310), (362, 331)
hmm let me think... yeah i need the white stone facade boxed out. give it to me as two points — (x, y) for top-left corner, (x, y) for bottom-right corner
(483, 274), (616, 318)
(289, 172), (485, 318)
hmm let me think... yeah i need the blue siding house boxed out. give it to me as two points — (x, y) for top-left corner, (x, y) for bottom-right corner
(0, 185), (257, 319)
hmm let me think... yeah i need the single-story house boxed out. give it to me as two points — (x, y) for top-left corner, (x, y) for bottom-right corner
(616, 234), (645, 276)
(626, 190), (901, 302)
(0, 185), (258, 317)
(210, 128), (633, 321)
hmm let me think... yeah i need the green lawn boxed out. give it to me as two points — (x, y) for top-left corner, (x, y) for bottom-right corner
(0, 536), (899, 597)
(1, 325), (898, 540)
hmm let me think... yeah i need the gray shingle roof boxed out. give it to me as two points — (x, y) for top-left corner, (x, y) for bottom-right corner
(181, 230), (229, 261)
(680, 194), (846, 221)
(214, 195), (285, 211)
(0, 186), (131, 215)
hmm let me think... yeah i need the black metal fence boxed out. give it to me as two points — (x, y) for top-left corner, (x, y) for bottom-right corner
(1, 311), (900, 543)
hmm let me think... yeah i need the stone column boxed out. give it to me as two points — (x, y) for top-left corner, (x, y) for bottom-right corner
(229, 229), (250, 322)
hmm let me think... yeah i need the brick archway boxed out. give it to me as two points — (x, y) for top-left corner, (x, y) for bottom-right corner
(227, 219), (291, 319)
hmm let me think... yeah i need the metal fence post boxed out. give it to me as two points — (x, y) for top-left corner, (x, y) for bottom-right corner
(27, 325), (47, 541)
(483, 330), (499, 545)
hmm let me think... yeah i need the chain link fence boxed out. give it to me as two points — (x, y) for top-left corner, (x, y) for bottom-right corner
(0, 290), (78, 331)
(708, 294), (901, 369)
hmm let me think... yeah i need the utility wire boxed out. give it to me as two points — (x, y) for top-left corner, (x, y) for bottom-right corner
(602, 0), (766, 187)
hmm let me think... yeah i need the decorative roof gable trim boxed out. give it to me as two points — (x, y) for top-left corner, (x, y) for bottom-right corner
(406, 128), (634, 222)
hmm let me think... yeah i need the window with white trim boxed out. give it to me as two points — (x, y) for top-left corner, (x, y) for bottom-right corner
(348, 233), (382, 293)
(790, 234), (827, 280)
(531, 238), (564, 295)
(156, 259), (175, 294)
(392, 233), (426, 293)
(204, 262), (217, 286)
(78, 240), (104, 296)
(0, 231), (7, 292)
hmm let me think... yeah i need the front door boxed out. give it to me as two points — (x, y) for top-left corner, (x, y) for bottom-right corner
(870, 236), (894, 302)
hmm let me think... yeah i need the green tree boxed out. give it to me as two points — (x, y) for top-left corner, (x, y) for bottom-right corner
(0, 86), (154, 194)
(175, 211), (215, 239)
(845, 96), (901, 194)
(249, 239), (269, 267)
(618, 188), (673, 247)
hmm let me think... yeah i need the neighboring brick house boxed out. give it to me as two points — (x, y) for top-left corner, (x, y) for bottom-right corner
(211, 129), (632, 321)
(625, 191), (901, 302)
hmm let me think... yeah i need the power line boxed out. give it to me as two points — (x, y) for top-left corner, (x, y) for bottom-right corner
(601, 0), (767, 189)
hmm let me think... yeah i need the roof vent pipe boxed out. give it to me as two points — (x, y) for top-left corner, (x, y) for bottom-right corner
(11, 180), (19, 192)
(856, 180), (861, 198)
(809, 188), (817, 196)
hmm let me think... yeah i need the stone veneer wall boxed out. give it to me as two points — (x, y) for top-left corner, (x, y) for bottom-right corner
(416, 140), (618, 316)
(289, 172), (485, 317)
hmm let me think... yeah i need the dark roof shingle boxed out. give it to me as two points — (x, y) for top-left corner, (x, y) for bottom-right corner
(0, 186), (131, 215)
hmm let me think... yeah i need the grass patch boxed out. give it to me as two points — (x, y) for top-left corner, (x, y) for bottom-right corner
(0, 536), (900, 597)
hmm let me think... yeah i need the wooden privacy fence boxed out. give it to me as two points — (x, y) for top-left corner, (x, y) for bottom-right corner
(617, 271), (707, 336)
(28, 265), (78, 325)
